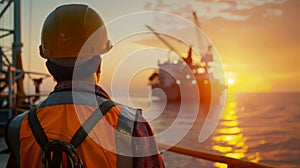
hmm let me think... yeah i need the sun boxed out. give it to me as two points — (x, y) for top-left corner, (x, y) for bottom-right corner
(228, 78), (235, 85)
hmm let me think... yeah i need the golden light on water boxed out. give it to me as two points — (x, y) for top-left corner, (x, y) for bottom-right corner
(222, 115), (237, 121)
(213, 134), (242, 143)
(212, 146), (232, 153)
(221, 121), (238, 127)
(212, 89), (261, 168)
(214, 162), (228, 168)
(225, 152), (245, 159)
(219, 127), (241, 135)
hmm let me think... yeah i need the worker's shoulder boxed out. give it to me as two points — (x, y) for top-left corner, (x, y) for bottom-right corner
(119, 104), (142, 118)
(6, 110), (30, 130)
(38, 90), (109, 107)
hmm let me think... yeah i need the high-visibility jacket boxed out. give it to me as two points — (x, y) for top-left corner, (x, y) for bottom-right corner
(5, 81), (165, 168)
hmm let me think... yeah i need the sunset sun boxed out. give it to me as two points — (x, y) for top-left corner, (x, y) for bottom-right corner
(227, 78), (235, 85)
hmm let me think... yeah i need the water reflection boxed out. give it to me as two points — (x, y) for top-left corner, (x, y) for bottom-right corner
(212, 90), (261, 168)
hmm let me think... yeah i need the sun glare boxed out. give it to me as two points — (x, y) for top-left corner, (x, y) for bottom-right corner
(228, 78), (235, 85)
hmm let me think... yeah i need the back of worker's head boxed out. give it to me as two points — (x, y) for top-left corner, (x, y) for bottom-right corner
(39, 4), (112, 82)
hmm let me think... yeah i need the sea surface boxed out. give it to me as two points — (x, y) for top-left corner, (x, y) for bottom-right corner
(127, 91), (300, 168)
(1, 91), (299, 168)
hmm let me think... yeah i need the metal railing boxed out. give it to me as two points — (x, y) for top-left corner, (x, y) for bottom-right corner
(159, 144), (274, 168)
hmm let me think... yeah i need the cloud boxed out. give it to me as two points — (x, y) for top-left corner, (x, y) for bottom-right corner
(263, 9), (283, 18)
(144, 0), (288, 21)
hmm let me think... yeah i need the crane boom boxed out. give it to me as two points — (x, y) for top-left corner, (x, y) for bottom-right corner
(145, 25), (184, 58)
(192, 11), (207, 53)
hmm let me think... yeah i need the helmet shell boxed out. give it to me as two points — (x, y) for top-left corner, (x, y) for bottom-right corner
(40, 4), (112, 59)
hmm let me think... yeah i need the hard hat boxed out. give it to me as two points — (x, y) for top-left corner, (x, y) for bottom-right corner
(40, 4), (112, 59)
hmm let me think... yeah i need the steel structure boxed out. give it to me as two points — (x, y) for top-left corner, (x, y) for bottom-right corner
(0, 0), (23, 124)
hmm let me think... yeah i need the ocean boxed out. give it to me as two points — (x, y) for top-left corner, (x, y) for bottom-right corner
(129, 91), (300, 168)
(1, 91), (299, 167)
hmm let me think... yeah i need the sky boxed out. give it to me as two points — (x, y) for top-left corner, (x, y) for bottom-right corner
(1, 0), (299, 94)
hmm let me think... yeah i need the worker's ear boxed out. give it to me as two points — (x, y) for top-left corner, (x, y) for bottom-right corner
(39, 45), (44, 57)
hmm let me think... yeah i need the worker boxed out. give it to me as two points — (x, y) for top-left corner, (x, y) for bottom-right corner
(5, 4), (165, 168)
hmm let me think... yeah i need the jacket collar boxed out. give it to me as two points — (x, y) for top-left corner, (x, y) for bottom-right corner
(52, 80), (110, 99)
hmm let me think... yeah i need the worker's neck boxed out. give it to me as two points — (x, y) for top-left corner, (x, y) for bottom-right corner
(58, 74), (98, 85)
